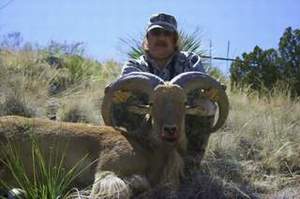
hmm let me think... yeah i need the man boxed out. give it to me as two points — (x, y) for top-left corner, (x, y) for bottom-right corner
(120, 13), (214, 168)
(122, 13), (206, 80)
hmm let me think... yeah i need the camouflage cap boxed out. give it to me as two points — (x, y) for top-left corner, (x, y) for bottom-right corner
(147, 13), (178, 33)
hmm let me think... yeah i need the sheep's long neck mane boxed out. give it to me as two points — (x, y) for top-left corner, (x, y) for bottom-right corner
(147, 145), (184, 187)
(119, 116), (184, 186)
(161, 149), (184, 186)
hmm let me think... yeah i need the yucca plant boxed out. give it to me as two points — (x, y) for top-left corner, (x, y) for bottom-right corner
(0, 135), (91, 199)
(121, 29), (207, 60)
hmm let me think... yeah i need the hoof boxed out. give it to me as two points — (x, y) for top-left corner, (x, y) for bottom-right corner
(8, 188), (27, 199)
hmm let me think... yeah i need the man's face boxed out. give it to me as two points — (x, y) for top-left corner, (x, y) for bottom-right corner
(147, 28), (177, 60)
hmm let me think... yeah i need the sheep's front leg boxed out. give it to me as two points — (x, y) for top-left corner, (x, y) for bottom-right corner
(90, 171), (130, 199)
(124, 174), (151, 195)
(90, 172), (150, 199)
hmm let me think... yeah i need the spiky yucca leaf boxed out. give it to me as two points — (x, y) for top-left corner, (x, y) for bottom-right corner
(120, 36), (144, 60)
(0, 135), (91, 199)
(178, 29), (206, 56)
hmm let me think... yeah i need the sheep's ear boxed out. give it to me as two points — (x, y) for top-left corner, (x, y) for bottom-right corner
(127, 104), (150, 115)
(185, 103), (217, 116)
(185, 105), (207, 116)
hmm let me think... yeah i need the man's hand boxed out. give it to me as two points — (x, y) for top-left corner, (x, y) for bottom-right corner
(204, 84), (226, 101)
(204, 88), (219, 101)
(113, 90), (131, 103)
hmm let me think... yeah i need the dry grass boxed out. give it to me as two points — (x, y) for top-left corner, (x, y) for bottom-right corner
(0, 50), (120, 123)
(201, 87), (300, 197)
(1, 49), (299, 198)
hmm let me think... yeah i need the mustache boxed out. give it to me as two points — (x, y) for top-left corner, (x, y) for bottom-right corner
(154, 41), (168, 47)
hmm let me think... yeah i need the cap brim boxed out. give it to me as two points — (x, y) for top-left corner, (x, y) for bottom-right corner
(147, 24), (176, 33)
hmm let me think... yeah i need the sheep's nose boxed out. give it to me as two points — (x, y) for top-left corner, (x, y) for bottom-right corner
(163, 125), (177, 136)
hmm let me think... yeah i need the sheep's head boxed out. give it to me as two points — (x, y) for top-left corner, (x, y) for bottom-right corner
(150, 84), (186, 145)
(101, 71), (229, 148)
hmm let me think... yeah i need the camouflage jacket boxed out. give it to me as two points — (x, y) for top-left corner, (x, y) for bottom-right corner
(121, 51), (206, 81)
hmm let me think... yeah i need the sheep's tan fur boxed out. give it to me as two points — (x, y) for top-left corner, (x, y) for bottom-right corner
(0, 85), (188, 198)
(0, 116), (184, 198)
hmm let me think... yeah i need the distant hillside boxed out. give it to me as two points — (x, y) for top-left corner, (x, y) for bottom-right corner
(0, 49), (120, 123)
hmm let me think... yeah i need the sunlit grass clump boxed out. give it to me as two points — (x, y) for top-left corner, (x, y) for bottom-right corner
(0, 136), (89, 199)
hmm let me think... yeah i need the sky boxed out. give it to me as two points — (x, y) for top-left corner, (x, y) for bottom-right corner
(1, 0), (300, 73)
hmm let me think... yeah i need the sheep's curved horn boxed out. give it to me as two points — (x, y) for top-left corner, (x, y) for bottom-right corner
(171, 72), (229, 133)
(101, 72), (164, 126)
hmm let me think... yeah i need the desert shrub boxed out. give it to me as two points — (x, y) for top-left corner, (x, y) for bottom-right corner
(56, 92), (101, 124)
(0, 55), (55, 117)
(0, 94), (35, 117)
